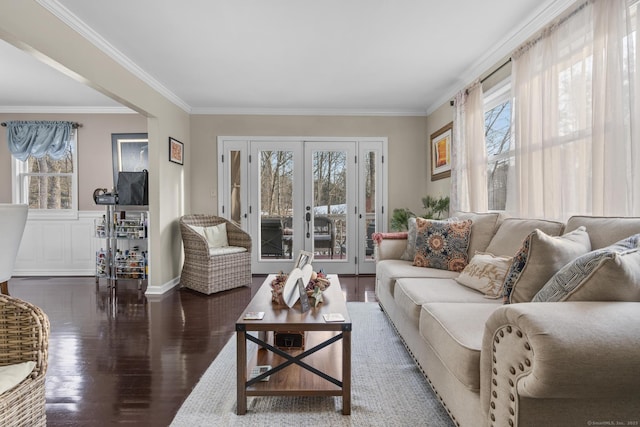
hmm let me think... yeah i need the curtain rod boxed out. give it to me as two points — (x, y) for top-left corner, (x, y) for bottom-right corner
(450, 58), (512, 106)
(1, 122), (82, 129)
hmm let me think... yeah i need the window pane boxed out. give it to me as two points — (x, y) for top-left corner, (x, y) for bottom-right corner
(485, 100), (511, 210)
(28, 154), (73, 173)
(312, 150), (346, 259)
(259, 150), (293, 260)
(364, 150), (376, 260)
(26, 175), (73, 209)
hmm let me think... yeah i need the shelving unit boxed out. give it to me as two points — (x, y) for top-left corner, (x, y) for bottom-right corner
(95, 204), (148, 289)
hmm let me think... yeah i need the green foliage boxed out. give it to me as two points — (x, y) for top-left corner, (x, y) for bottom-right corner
(390, 195), (450, 231)
(390, 208), (413, 231)
(421, 195), (450, 220)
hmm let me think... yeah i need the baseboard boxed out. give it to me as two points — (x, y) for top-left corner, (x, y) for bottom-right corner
(145, 276), (180, 296)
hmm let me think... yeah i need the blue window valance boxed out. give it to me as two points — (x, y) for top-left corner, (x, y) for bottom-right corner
(5, 120), (74, 161)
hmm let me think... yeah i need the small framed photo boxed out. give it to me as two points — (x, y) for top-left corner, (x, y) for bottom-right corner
(169, 137), (184, 165)
(430, 122), (452, 181)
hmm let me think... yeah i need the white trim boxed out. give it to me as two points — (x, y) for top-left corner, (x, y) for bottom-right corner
(193, 107), (428, 117)
(0, 106), (137, 114)
(427, 0), (579, 115)
(145, 277), (181, 296)
(36, 0), (192, 114)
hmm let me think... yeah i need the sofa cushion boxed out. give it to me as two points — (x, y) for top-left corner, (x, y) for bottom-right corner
(376, 260), (460, 302)
(413, 218), (473, 272)
(394, 278), (496, 326)
(0, 361), (36, 395)
(564, 216), (640, 250)
(534, 234), (640, 302)
(455, 252), (512, 298)
(420, 303), (500, 391)
(485, 218), (564, 257)
(502, 226), (592, 304)
(451, 211), (503, 257)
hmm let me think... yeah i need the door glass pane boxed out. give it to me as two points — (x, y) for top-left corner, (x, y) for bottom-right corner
(230, 150), (242, 226)
(312, 150), (346, 259)
(364, 150), (377, 260)
(259, 150), (293, 260)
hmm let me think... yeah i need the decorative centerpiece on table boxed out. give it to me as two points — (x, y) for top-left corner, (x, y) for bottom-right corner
(271, 269), (331, 307)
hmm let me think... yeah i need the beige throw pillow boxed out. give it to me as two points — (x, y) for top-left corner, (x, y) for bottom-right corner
(485, 218), (565, 257)
(400, 217), (418, 261)
(502, 226), (591, 304)
(534, 234), (640, 302)
(455, 252), (513, 298)
(188, 223), (229, 248)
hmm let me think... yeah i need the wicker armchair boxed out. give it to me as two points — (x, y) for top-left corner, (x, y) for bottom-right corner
(179, 215), (252, 294)
(0, 295), (49, 427)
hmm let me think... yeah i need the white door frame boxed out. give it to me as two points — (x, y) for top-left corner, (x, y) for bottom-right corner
(218, 136), (387, 275)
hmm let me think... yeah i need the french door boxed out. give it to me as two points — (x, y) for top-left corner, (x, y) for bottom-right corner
(218, 137), (386, 275)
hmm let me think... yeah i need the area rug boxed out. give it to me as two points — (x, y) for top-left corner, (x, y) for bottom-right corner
(170, 302), (454, 426)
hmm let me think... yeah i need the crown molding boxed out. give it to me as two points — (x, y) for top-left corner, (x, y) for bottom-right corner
(0, 105), (137, 114)
(190, 107), (428, 117)
(426, 0), (578, 115)
(36, 0), (192, 114)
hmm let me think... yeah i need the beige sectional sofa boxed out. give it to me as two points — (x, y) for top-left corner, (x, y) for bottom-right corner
(375, 213), (640, 427)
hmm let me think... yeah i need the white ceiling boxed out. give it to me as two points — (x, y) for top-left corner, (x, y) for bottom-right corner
(0, 0), (575, 115)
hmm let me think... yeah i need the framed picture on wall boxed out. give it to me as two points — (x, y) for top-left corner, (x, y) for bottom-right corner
(169, 137), (184, 165)
(430, 122), (452, 181)
(111, 133), (149, 188)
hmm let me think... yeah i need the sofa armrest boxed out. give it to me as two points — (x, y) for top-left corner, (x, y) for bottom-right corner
(372, 232), (407, 261)
(480, 302), (640, 424)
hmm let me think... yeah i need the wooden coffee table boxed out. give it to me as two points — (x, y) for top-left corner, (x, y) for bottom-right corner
(236, 274), (351, 415)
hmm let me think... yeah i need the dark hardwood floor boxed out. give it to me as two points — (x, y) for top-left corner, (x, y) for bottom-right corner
(8, 275), (376, 426)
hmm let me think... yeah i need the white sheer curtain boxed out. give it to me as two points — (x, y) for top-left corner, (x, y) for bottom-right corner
(451, 81), (488, 213)
(508, 0), (640, 220)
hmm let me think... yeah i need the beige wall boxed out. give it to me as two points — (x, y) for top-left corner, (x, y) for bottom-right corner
(0, 113), (147, 209)
(190, 114), (429, 225)
(425, 102), (454, 200)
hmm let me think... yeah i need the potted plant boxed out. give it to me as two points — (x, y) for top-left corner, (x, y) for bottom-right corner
(390, 195), (450, 231)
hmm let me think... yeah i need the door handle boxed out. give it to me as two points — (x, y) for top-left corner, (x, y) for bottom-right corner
(305, 212), (311, 238)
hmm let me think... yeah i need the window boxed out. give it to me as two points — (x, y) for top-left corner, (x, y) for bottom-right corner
(484, 80), (512, 211)
(13, 133), (78, 216)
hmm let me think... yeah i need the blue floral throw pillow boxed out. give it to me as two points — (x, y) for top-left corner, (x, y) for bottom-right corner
(413, 218), (473, 272)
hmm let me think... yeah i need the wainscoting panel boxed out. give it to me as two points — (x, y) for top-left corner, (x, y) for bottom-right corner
(13, 211), (102, 276)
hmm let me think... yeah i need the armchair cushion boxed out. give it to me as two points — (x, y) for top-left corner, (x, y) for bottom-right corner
(0, 361), (36, 395)
(187, 223), (229, 248)
(208, 246), (247, 256)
